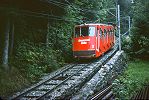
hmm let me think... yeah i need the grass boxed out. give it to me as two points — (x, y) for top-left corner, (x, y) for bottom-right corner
(112, 60), (149, 99)
(0, 66), (30, 99)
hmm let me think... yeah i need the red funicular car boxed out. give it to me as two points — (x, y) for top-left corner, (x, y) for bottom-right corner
(72, 23), (115, 58)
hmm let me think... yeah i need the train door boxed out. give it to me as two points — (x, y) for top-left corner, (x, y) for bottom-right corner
(113, 28), (115, 44)
(96, 26), (102, 57)
(112, 29), (114, 45)
(99, 28), (104, 54)
(107, 29), (109, 49)
(104, 29), (107, 51)
(96, 26), (99, 52)
(110, 29), (112, 46)
(108, 29), (111, 48)
(107, 28), (111, 49)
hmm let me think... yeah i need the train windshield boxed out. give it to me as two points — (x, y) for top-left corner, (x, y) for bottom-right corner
(75, 26), (95, 37)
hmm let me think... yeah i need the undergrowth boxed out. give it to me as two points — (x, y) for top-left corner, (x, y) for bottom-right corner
(13, 41), (65, 82)
(0, 66), (30, 99)
(112, 60), (149, 99)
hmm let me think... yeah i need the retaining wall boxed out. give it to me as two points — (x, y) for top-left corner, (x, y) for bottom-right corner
(72, 50), (127, 99)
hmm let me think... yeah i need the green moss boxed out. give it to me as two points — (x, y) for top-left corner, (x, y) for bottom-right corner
(112, 60), (149, 99)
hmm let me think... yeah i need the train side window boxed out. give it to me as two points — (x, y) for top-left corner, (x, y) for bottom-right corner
(100, 29), (103, 38)
(110, 29), (112, 36)
(108, 30), (110, 36)
(104, 29), (107, 37)
(111, 30), (113, 36)
(96, 27), (98, 36)
(111, 29), (113, 36)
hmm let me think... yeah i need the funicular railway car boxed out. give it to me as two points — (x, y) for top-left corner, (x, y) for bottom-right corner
(72, 23), (115, 58)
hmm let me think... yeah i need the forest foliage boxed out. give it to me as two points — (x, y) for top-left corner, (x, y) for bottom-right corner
(0, 0), (116, 82)
(0, 0), (149, 98)
(129, 0), (149, 59)
(112, 60), (149, 99)
(112, 1), (149, 99)
(0, 0), (148, 82)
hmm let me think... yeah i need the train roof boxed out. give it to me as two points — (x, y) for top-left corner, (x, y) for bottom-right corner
(75, 23), (114, 27)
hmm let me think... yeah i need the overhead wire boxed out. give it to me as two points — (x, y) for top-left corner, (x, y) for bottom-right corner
(48, 0), (68, 6)
(1, 0), (116, 24)
(39, 0), (83, 22)
(40, 0), (67, 9)
(50, 0), (101, 13)
(41, 0), (117, 25)
(62, 0), (117, 24)
(40, 0), (98, 23)
(0, 7), (79, 23)
(18, 10), (79, 22)
(41, 0), (100, 14)
(37, 0), (118, 27)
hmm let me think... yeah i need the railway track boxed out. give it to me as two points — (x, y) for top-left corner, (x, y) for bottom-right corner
(89, 84), (115, 100)
(11, 44), (118, 100)
(91, 84), (149, 100)
(11, 63), (90, 100)
(132, 84), (149, 99)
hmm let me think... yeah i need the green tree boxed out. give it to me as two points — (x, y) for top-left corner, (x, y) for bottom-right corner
(130, 0), (149, 59)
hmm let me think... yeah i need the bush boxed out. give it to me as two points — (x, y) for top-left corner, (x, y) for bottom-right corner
(128, 0), (149, 60)
(122, 36), (132, 51)
(112, 60), (149, 99)
(112, 75), (141, 99)
(0, 66), (30, 98)
(13, 41), (64, 82)
(48, 22), (74, 62)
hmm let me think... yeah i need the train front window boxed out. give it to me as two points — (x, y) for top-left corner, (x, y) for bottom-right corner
(81, 27), (88, 36)
(75, 27), (80, 37)
(74, 26), (95, 37)
(89, 27), (95, 36)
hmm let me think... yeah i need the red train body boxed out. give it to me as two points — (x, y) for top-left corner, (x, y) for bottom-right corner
(72, 23), (115, 58)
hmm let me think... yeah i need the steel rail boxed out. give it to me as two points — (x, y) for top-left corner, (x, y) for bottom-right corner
(37, 62), (93, 99)
(11, 64), (77, 100)
(90, 85), (113, 100)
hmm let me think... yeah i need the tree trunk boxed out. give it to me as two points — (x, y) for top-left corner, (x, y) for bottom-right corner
(10, 20), (14, 55)
(46, 19), (50, 48)
(2, 17), (10, 70)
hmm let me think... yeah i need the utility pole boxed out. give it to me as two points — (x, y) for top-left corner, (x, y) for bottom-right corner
(117, 5), (121, 51)
(116, 1), (118, 24)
